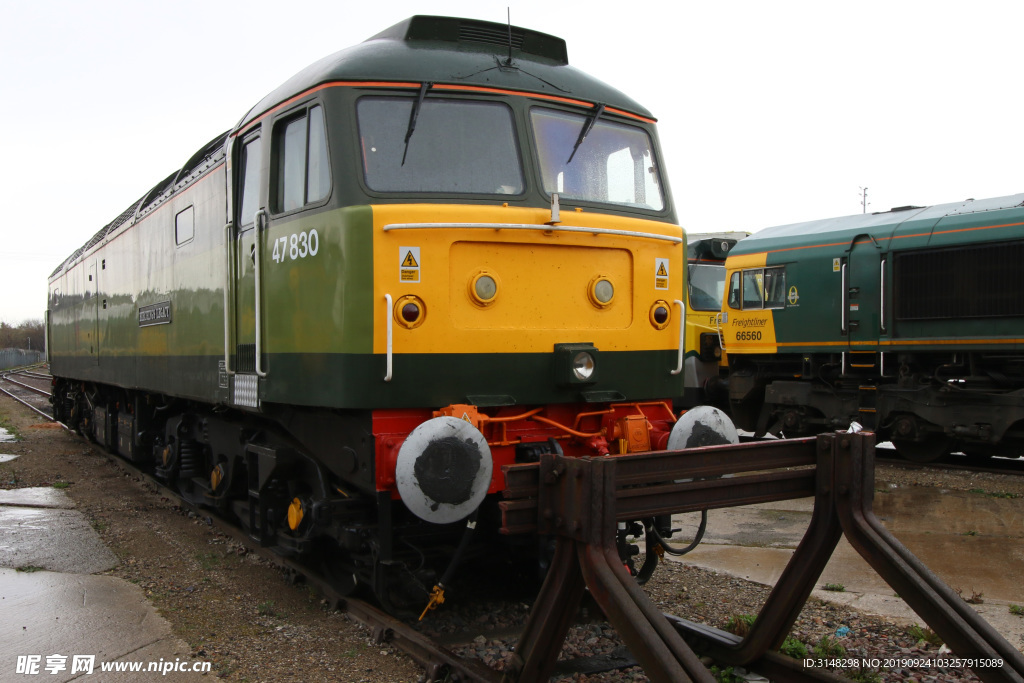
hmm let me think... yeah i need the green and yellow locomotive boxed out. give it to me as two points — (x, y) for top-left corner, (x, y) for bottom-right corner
(683, 232), (746, 408)
(47, 16), (695, 607)
(720, 194), (1024, 462)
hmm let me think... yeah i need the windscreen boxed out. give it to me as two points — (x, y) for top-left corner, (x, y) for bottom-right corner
(531, 108), (664, 211)
(358, 97), (524, 195)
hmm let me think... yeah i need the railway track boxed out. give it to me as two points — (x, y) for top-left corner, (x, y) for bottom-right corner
(0, 364), (53, 421)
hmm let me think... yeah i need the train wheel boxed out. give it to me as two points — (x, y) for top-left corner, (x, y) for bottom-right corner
(892, 436), (950, 463)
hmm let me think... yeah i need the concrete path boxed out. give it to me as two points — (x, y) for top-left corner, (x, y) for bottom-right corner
(0, 485), (203, 682)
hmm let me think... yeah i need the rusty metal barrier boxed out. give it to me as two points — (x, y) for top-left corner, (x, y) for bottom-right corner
(499, 432), (1024, 683)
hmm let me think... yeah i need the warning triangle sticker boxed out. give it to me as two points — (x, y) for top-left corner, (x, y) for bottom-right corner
(656, 262), (668, 277)
(461, 412), (472, 423)
(402, 250), (419, 268)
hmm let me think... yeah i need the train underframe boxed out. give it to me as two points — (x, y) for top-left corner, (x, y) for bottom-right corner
(729, 349), (1024, 462)
(50, 378), (686, 612)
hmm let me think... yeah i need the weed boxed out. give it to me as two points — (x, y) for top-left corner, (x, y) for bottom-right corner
(257, 600), (276, 617)
(52, 481), (70, 489)
(195, 552), (222, 571)
(823, 582), (846, 592)
(847, 668), (883, 683)
(1009, 604), (1024, 617)
(812, 635), (846, 659)
(16, 565), (44, 573)
(779, 637), (807, 659)
(908, 624), (943, 647)
(710, 665), (742, 683)
(91, 518), (109, 533)
(724, 614), (756, 636)
(961, 530), (978, 536)
(965, 590), (984, 605)
(0, 412), (21, 441)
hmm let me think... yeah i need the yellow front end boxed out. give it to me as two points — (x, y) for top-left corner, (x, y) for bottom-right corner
(371, 204), (685, 356)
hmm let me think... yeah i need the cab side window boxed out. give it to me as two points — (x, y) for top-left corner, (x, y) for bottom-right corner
(729, 266), (787, 310)
(273, 105), (330, 213)
(727, 271), (741, 309)
(237, 136), (262, 228)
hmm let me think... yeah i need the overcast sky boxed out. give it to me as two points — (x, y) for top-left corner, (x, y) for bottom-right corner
(2, 0), (1022, 325)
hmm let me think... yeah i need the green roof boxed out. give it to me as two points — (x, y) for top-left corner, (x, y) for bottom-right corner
(234, 15), (653, 131)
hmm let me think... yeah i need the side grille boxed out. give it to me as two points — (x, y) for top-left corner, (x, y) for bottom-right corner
(894, 240), (1024, 320)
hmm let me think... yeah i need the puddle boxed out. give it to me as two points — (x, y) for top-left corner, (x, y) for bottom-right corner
(0, 454), (19, 462)
(674, 483), (1024, 604)
(0, 427), (16, 442)
(0, 505), (116, 574)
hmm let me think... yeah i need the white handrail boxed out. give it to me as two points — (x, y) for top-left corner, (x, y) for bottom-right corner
(382, 222), (682, 244)
(222, 223), (234, 376)
(384, 293), (393, 382)
(671, 299), (685, 375)
(254, 210), (267, 378)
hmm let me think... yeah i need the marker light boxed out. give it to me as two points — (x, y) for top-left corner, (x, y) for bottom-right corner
(394, 295), (426, 329)
(588, 276), (615, 308)
(650, 300), (671, 329)
(470, 272), (499, 306)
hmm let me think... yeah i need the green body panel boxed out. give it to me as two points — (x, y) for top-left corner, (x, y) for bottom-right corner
(261, 207), (375, 354)
(263, 349), (682, 409)
(49, 165), (230, 404)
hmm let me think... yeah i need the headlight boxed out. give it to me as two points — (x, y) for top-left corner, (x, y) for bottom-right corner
(572, 351), (595, 380)
(554, 343), (599, 386)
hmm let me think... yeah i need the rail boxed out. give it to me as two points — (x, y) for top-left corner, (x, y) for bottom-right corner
(499, 432), (1024, 683)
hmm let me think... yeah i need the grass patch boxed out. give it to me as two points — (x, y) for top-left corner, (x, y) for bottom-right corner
(823, 582), (846, 592)
(812, 635), (846, 659)
(779, 637), (807, 659)
(195, 551), (222, 571)
(1009, 604), (1024, 617)
(52, 481), (71, 489)
(908, 624), (943, 646)
(710, 665), (742, 683)
(724, 614), (756, 636)
(16, 565), (45, 573)
(257, 600), (277, 617)
(0, 411), (21, 441)
(848, 668), (883, 683)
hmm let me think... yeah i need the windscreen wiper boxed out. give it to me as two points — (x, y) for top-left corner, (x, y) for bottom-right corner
(402, 82), (432, 166)
(566, 103), (605, 164)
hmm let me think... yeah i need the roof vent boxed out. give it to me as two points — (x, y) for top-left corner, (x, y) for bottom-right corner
(371, 15), (568, 65)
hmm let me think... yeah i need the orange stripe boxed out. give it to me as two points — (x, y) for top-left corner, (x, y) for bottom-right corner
(234, 80), (657, 136)
(774, 337), (1024, 348)
(752, 219), (1024, 258)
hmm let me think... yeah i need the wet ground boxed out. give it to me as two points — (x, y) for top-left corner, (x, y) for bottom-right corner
(0, 473), (199, 682)
(671, 466), (1024, 648)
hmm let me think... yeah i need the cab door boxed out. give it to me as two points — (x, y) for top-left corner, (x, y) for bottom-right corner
(230, 132), (265, 405)
(846, 235), (883, 347)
